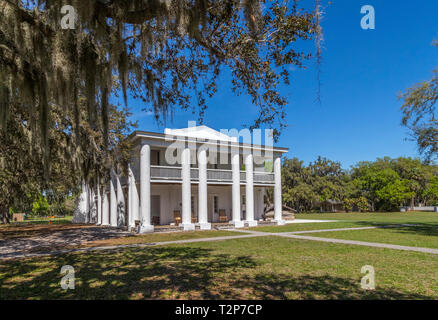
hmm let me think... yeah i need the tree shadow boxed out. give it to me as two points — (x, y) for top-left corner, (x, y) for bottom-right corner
(0, 246), (256, 299)
(352, 221), (438, 238)
(231, 273), (432, 299)
(0, 226), (131, 256)
(0, 246), (434, 299)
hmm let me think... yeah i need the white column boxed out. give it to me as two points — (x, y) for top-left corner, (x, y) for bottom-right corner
(127, 164), (133, 228)
(244, 153), (257, 227)
(139, 144), (153, 232)
(116, 173), (126, 227)
(72, 181), (89, 224)
(84, 184), (91, 224)
(89, 188), (96, 223)
(101, 191), (110, 226)
(260, 187), (265, 220)
(231, 146), (244, 228)
(128, 164), (140, 229)
(274, 156), (285, 225)
(198, 148), (210, 230)
(110, 173), (117, 227)
(97, 182), (102, 225)
(128, 167), (133, 228)
(181, 146), (195, 230)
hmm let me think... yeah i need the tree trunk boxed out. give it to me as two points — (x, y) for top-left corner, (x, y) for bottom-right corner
(410, 196), (414, 209)
(0, 206), (10, 224)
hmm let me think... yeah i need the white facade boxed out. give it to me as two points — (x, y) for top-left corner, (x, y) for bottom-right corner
(75, 125), (288, 232)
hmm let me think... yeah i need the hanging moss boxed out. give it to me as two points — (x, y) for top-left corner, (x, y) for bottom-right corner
(1, 0), (319, 182)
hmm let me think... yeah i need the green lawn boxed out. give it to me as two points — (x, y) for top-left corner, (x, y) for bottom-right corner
(0, 216), (73, 227)
(1, 236), (438, 299)
(305, 225), (438, 249)
(252, 211), (438, 233)
(2, 211), (438, 299)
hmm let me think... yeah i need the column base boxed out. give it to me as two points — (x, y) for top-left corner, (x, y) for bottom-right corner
(199, 223), (211, 230)
(139, 224), (154, 233)
(182, 223), (196, 231)
(245, 220), (258, 227)
(101, 223), (110, 227)
(273, 220), (286, 226)
(230, 220), (245, 228)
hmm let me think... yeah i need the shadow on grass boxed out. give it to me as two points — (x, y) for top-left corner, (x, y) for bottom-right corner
(0, 246), (256, 299)
(233, 273), (431, 299)
(0, 246), (433, 299)
(352, 221), (438, 238)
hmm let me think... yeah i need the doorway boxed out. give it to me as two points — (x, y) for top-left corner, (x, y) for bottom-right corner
(151, 195), (160, 225)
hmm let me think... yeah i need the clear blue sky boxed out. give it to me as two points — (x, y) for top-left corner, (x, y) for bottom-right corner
(123, 0), (438, 169)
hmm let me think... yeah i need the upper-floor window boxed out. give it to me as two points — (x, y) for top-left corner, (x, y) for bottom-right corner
(151, 150), (160, 165)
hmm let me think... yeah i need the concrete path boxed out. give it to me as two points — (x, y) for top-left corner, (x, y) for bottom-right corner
(279, 234), (438, 255)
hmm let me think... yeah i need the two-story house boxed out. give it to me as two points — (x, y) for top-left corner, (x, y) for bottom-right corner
(74, 125), (288, 232)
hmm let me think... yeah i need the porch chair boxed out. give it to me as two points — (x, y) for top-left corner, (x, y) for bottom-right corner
(191, 211), (197, 223)
(151, 216), (160, 225)
(174, 210), (182, 226)
(219, 209), (228, 223)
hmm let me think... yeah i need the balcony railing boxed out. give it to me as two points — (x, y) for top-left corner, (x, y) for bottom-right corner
(150, 165), (274, 184)
(254, 172), (275, 183)
(151, 165), (182, 180)
(207, 169), (232, 182)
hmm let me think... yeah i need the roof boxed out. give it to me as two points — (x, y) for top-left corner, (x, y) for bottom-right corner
(164, 125), (238, 142)
(128, 125), (289, 153)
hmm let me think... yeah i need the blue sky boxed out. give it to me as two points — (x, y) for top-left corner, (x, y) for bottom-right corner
(123, 0), (438, 169)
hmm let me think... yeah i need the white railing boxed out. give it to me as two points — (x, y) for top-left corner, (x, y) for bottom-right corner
(150, 165), (275, 184)
(254, 172), (275, 183)
(207, 169), (232, 182)
(151, 165), (182, 180)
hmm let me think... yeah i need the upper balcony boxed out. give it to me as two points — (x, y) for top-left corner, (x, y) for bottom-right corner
(150, 165), (275, 185)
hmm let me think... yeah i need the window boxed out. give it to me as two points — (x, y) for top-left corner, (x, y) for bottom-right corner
(151, 150), (160, 165)
(191, 196), (196, 216)
(213, 196), (218, 213)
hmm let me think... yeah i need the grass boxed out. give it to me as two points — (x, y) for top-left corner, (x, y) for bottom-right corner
(1, 236), (438, 299)
(252, 211), (438, 233)
(2, 211), (438, 299)
(305, 225), (438, 249)
(0, 216), (73, 228)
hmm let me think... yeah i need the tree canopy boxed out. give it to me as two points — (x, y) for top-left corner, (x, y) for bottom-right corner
(281, 156), (438, 213)
(0, 0), (318, 158)
(400, 40), (438, 161)
(0, 0), (320, 222)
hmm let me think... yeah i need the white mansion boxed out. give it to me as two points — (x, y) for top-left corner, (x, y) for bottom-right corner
(74, 125), (288, 232)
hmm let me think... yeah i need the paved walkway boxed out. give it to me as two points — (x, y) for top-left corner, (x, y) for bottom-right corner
(0, 224), (435, 260)
(279, 234), (438, 254)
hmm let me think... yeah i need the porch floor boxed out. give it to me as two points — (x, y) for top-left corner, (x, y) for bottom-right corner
(152, 221), (277, 233)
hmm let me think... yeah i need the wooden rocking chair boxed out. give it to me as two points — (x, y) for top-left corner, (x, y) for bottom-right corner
(219, 209), (228, 223)
(174, 210), (182, 226)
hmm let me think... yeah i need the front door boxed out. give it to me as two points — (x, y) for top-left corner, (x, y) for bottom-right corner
(151, 195), (160, 225)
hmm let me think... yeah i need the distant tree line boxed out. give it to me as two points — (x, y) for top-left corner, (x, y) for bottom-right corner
(281, 156), (438, 213)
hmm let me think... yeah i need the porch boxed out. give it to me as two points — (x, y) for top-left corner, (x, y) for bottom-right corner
(134, 184), (267, 228)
